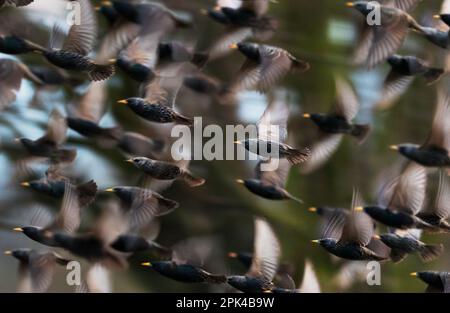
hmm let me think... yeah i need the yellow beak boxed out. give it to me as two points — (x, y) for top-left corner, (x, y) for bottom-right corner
(105, 188), (115, 192)
(229, 43), (238, 50)
(308, 207), (317, 213)
(355, 206), (364, 212)
(433, 14), (441, 19)
(117, 100), (128, 105)
(141, 262), (152, 267)
(125, 159), (134, 164)
(4, 251), (12, 255)
(303, 113), (311, 118)
(346, 2), (354, 7)
(234, 141), (241, 144)
(101, 1), (112, 6)
(13, 228), (23, 232)
(373, 235), (381, 240)
(236, 179), (245, 184)
(410, 272), (418, 277)
(228, 252), (238, 258)
(311, 240), (320, 244)
(108, 58), (117, 64)
(21, 182), (30, 187)
(390, 145), (399, 151)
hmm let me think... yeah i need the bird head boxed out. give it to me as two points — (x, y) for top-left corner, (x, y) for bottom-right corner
(389, 143), (419, 155)
(311, 238), (335, 248)
(346, 1), (376, 16)
(5, 249), (31, 262)
(410, 271), (441, 285)
(125, 157), (151, 168)
(303, 113), (326, 125)
(230, 42), (260, 61)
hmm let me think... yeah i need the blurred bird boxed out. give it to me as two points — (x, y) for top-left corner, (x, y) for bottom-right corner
(377, 229), (443, 263)
(21, 168), (97, 204)
(30, 0), (115, 81)
(376, 55), (445, 110)
(5, 249), (69, 293)
(271, 259), (321, 293)
(390, 90), (450, 169)
(50, 200), (129, 268)
(236, 159), (303, 203)
(15, 109), (77, 165)
(105, 186), (178, 231)
(0, 58), (43, 110)
(410, 271), (450, 293)
(14, 180), (97, 246)
(67, 81), (123, 147)
(312, 188), (388, 261)
(228, 42), (309, 93)
(359, 162), (432, 229)
(0, 0), (33, 9)
(200, 0), (278, 63)
(126, 157), (205, 187)
(416, 10), (450, 49)
(417, 171), (450, 233)
(348, 0), (423, 68)
(236, 95), (311, 165)
(141, 237), (227, 284)
(116, 131), (165, 159)
(227, 218), (281, 293)
(301, 76), (370, 174)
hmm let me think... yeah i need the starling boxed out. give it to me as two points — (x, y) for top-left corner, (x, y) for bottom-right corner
(410, 271), (450, 293)
(200, 0), (278, 62)
(227, 218), (281, 293)
(141, 237), (227, 284)
(376, 55), (445, 110)
(4, 249), (69, 293)
(0, 0), (33, 9)
(236, 96), (311, 165)
(112, 35), (159, 83)
(228, 42), (309, 92)
(0, 59), (44, 110)
(358, 162), (433, 229)
(33, 0), (115, 81)
(105, 186), (178, 231)
(417, 171), (450, 233)
(416, 11), (450, 50)
(301, 76), (370, 173)
(377, 229), (444, 263)
(67, 81), (123, 146)
(390, 90), (450, 169)
(14, 180), (97, 246)
(51, 201), (129, 268)
(183, 73), (223, 95)
(21, 168), (97, 205)
(271, 259), (321, 293)
(236, 159), (303, 203)
(348, 0), (423, 68)
(126, 157), (205, 187)
(15, 109), (77, 165)
(312, 188), (389, 261)
(103, 0), (193, 31)
(117, 80), (193, 125)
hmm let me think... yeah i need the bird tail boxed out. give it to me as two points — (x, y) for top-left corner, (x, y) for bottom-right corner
(423, 68), (445, 85)
(174, 113), (193, 126)
(154, 194), (179, 216)
(88, 64), (115, 81)
(76, 180), (98, 207)
(191, 52), (209, 68)
(286, 147), (311, 165)
(202, 272), (227, 284)
(350, 124), (371, 144)
(419, 244), (444, 263)
(181, 171), (206, 187)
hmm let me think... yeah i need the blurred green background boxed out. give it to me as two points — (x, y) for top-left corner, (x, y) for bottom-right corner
(0, 0), (449, 292)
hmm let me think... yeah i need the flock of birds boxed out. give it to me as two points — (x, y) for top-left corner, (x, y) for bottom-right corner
(1, 0), (450, 293)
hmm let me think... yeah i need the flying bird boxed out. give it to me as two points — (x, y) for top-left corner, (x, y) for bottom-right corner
(301, 76), (370, 174)
(410, 271), (450, 293)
